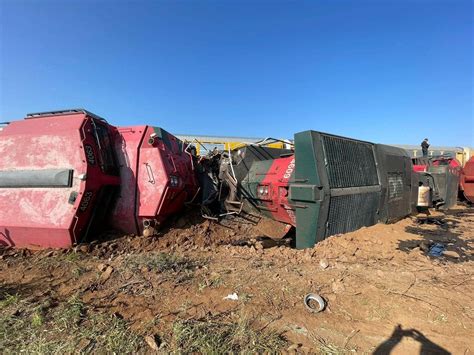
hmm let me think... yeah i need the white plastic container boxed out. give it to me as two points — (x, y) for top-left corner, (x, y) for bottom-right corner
(417, 185), (431, 207)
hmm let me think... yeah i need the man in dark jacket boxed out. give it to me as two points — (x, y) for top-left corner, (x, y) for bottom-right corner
(421, 138), (430, 157)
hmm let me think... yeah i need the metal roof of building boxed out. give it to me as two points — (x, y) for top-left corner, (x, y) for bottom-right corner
(175, 134), (471, 157)
(392, 144), (464, 151)
(175, 134), (265, 143)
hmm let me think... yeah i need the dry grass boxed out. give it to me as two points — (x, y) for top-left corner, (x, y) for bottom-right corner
(0, 292), (143, 354)
(171, 314), (287, 353)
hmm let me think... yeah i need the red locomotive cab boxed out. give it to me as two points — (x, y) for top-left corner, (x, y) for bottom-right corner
(110, 126), (198, 235)
(246, 155), (297, 226)
(432, 157), (462, 170)
(0, 109), (120, 248)
(412, 157), (430, 172)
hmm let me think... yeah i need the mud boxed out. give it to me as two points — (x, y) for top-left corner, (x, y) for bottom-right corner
(1, 205), (473, 353)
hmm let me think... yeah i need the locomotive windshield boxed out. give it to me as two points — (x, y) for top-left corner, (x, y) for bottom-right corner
(91, 119), (119, 176)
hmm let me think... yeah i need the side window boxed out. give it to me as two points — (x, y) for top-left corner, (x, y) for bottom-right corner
(91, 120), (118, 175)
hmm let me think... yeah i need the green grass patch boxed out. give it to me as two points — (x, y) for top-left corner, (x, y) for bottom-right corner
(64, 252), (81, 262)
(198, 274), (223, 291)
(0, 293), (143, 354)
(0, 294), (19, 309)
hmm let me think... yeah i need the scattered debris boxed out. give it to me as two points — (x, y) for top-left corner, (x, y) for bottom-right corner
(304, 293), (326, 313)
(0, 205), (472, 354)
(420, 241), (432, 253)
(428, 243), (446, 257)
(319, 259), (329, 269)
(144, 335), (160, 351)
(223, 292), (239, 301)
(97, 263), (108, 272)
(75, 244), (90, 253)
(287, 343), (302, 351)
(417, 217), (446, 226)
(443, 250), (460, 259)
(100, 265), (114, 283)
(343, 329), (360, 349)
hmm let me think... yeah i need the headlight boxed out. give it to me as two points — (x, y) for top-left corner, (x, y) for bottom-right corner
(170, 175), (179, 187)
(257, 185), (270, 198)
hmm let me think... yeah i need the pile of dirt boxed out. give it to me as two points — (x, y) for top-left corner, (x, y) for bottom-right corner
(77, 210), (263, 259)
(1, 206), (473, 353)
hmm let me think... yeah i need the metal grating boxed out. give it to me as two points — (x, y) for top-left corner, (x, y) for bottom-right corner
(326, 192), (380, 237)
(322, 135), (378, 188)
(388, 173), (404, 200)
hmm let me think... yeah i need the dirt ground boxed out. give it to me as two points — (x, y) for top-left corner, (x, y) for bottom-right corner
(1, 205), (473, 354)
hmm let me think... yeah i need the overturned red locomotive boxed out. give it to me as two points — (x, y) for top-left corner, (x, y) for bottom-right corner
(0, 110), (198, 248)
(109, 125), (198, 236)
(0, 110), (120, 248)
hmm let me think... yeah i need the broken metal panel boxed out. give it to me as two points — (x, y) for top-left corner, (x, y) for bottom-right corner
(230, 145), (293, 183)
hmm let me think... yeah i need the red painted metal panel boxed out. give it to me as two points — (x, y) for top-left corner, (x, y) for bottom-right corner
(136, 126), (198, 231)
(257, 155), (296, 226)
(432, 157), (462, 169)
(0, 111), (119, 248)
(108, 126), (147, 234)
(109, 126), (198, 234)
(461, 157), (474, 203)
(413, 165), (427, 172)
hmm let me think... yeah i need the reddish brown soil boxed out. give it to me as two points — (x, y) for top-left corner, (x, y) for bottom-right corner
(1, 206), (473, 353)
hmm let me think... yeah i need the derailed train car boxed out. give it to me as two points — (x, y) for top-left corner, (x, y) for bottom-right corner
(212, 131), (416, 248)
(0, 109), (461, 249)
(109, 125), (198, 236)
(0, 110), (120, 248)
(0, 110), (198, 248)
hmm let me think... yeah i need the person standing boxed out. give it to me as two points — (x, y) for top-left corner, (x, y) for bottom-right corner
(421, 138), (430, 157)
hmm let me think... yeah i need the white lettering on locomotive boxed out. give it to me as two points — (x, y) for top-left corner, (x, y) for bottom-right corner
(283, 158), (295, 180)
